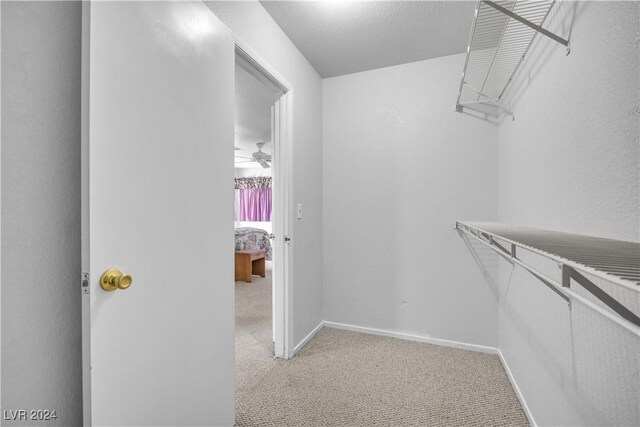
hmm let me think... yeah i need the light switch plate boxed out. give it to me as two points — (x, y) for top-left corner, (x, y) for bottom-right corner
(296, 203), (303, 219)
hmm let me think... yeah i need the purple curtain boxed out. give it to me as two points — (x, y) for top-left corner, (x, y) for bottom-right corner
(238, 187), (272, 221)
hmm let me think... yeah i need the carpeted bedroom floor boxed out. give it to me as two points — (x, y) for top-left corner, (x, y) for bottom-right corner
(235, 269), (528, 427)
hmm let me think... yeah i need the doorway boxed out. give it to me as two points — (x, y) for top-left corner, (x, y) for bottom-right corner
(233, 45), (292, 363)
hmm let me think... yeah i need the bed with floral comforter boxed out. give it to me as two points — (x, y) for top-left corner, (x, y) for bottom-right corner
(234, 227), (272, 260)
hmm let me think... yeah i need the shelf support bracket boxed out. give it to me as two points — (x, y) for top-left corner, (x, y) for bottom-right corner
(457, 82), (515, 118)
(457, 222), (570, 303)
(562, 265), (640, 327)
(482, 1), (570, 51)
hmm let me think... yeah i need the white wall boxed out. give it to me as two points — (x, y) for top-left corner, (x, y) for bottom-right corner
(497, 2), (640, 425)
(235, 166), (271, 178)
(323, 54), (500, 348)
(1, 2), (83, 425)
(205, 1), (324, 346)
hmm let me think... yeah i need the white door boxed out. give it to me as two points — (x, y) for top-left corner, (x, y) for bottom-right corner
(81, 2), (235, 426)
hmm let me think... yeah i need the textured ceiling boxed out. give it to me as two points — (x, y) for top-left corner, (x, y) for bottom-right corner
(261, 1), (476, 78)
(235, 63), (275, 168)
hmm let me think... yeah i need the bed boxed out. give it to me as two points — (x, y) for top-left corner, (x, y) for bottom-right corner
(234, 227), (272, 260)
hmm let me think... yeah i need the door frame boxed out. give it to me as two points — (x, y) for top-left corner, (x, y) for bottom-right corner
(234, 40), (294, 359)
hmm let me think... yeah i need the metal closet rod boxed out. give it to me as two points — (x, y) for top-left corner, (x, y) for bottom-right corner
(456, 222), (640, 337)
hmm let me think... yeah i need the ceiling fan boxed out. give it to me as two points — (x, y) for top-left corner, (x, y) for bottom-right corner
(235, 142), (272, 168)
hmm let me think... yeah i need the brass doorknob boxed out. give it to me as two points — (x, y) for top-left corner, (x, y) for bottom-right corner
(100, 268), (133, 292)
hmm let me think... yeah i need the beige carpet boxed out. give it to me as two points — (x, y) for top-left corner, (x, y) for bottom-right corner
(235, 268), (276, 394)
(235, 271), (529, 427)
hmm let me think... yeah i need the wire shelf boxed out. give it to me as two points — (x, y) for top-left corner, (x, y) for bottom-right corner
(456, 0), (569, 116)
(456, 221), (640, 334)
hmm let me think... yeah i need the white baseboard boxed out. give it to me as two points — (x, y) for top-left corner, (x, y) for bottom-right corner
(322, 321), (499, 355)
(498, 350), (537, 427)
(292, 321), (324, 356)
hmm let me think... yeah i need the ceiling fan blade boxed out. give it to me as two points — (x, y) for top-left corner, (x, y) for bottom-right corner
(252, 141), (272, 162)
(257, 160), (270, 169)
(234, 160), (255, 164)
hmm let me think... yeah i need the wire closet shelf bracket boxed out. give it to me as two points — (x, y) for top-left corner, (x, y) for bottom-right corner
(456, 221), (640, 336)
(456, 0), (570, 118)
